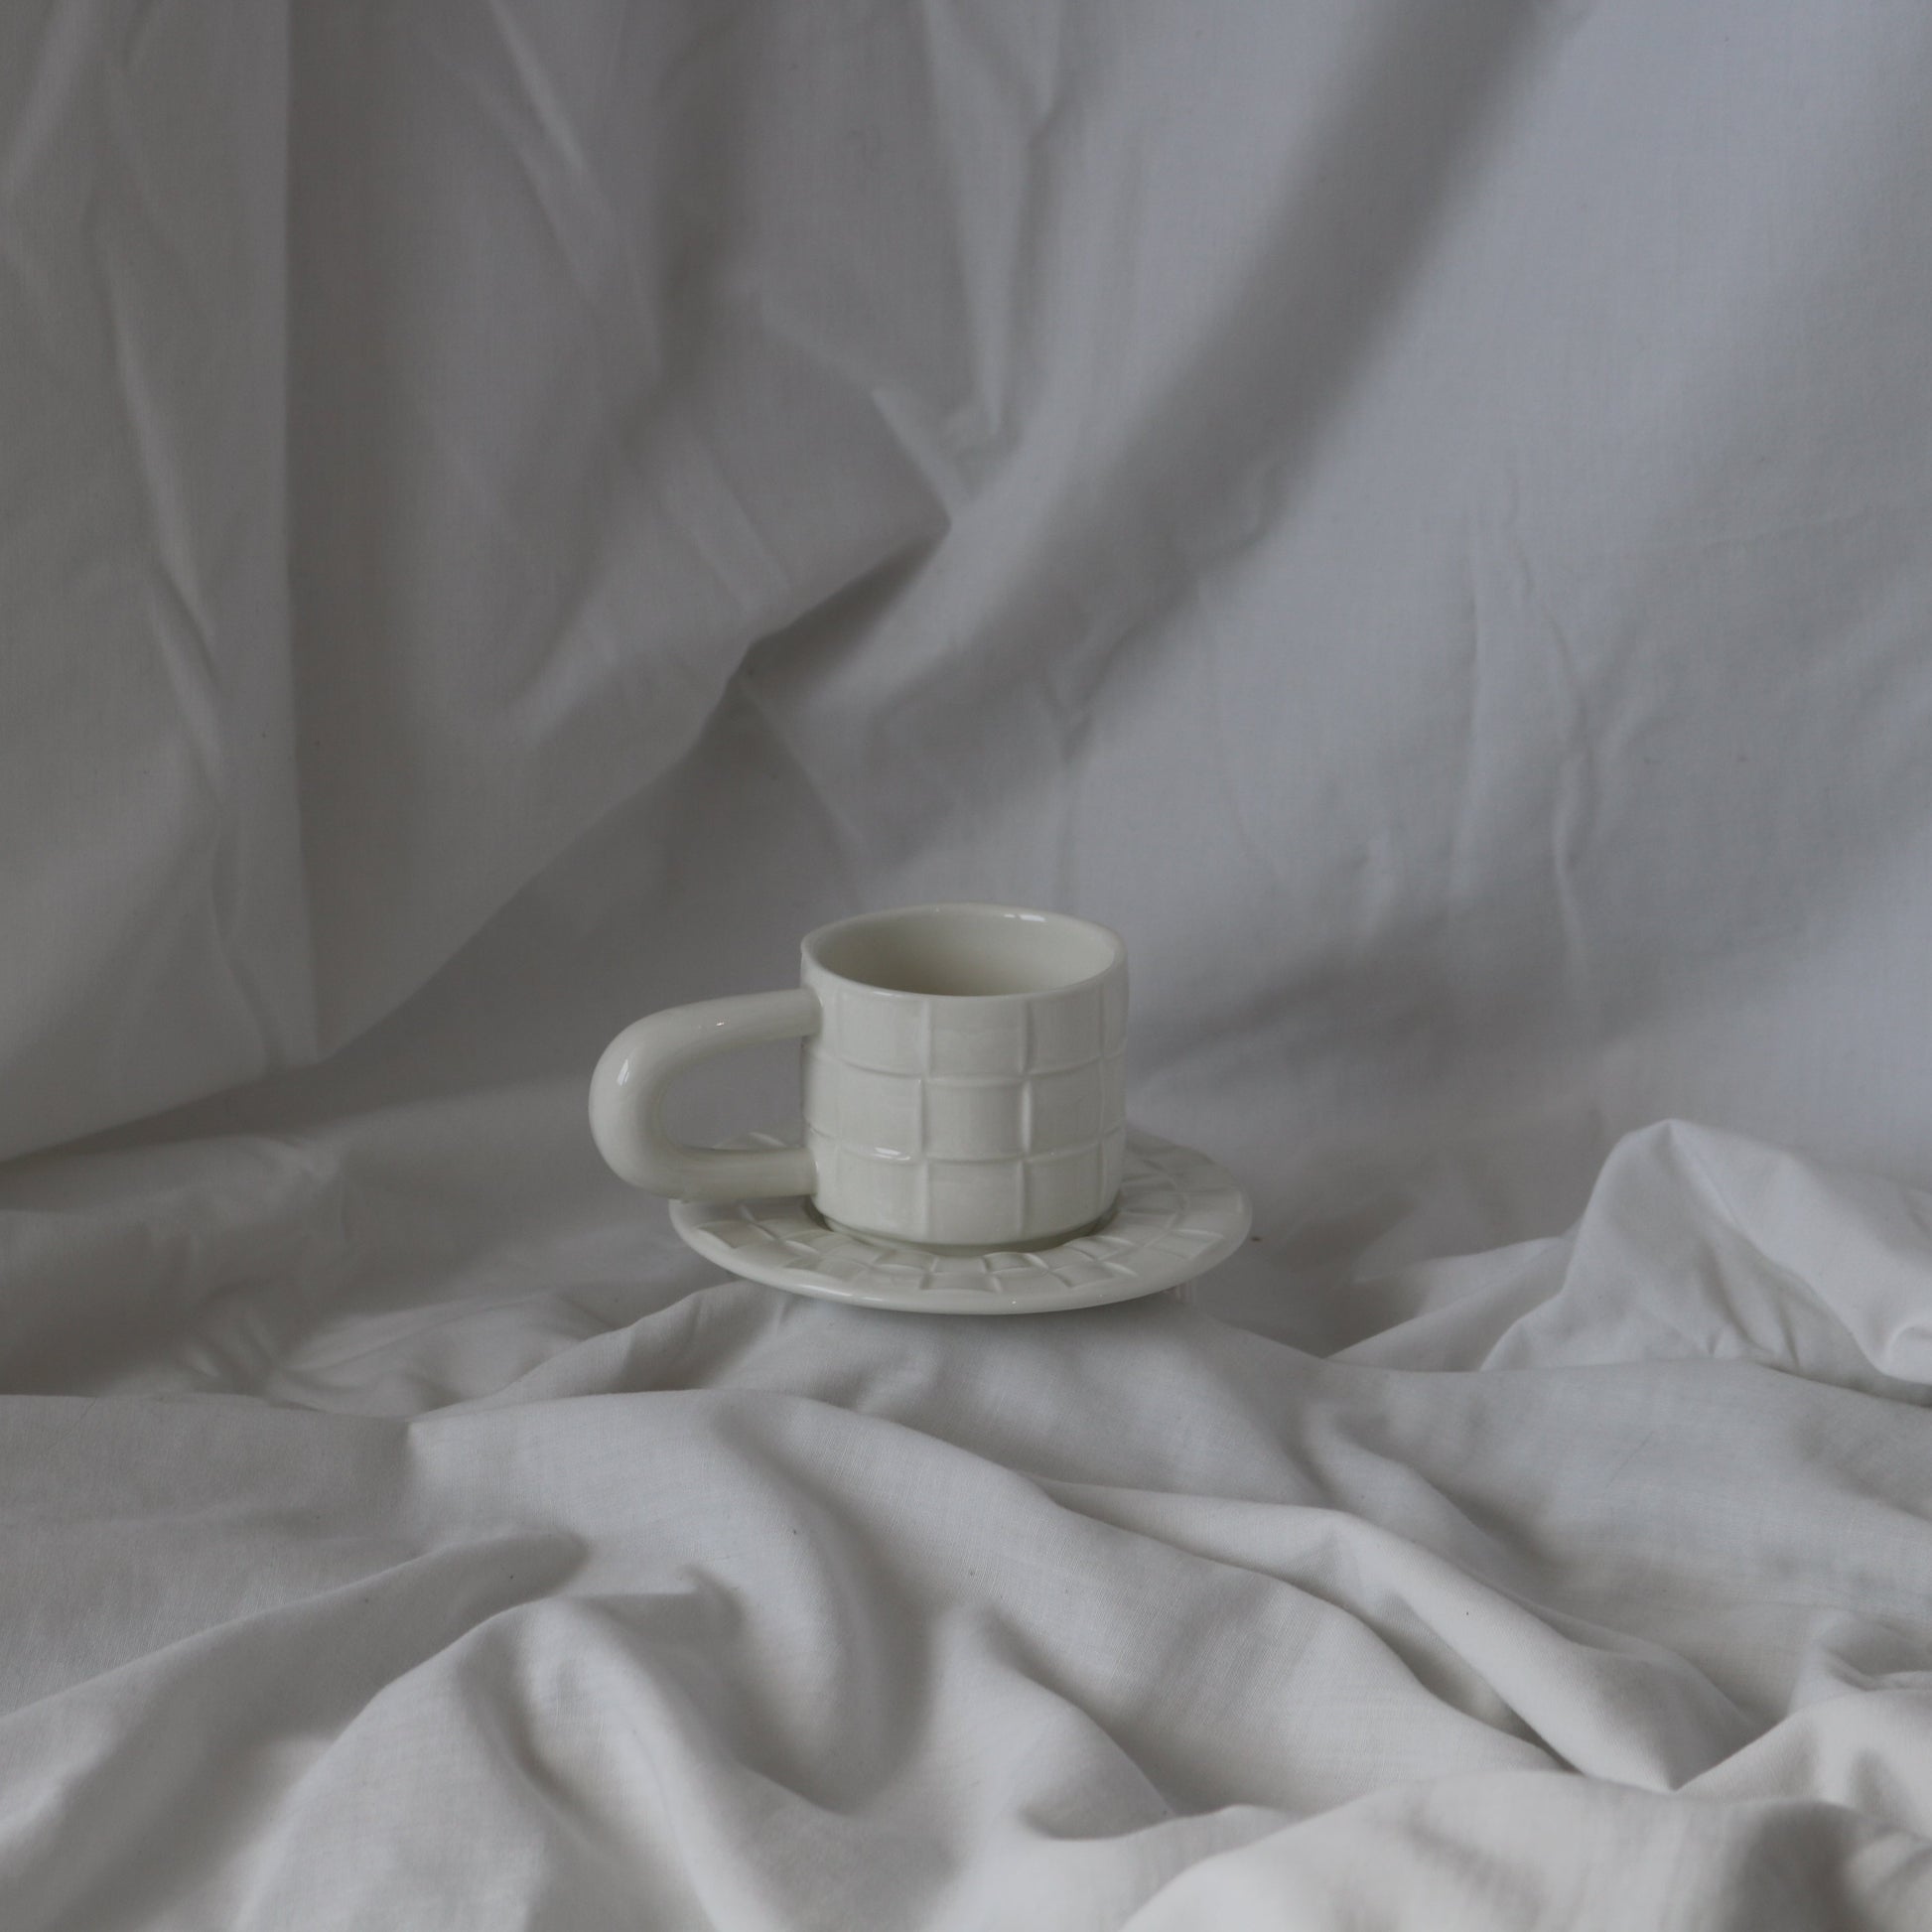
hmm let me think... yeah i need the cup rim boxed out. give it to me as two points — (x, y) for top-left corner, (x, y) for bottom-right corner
(800, 902), (1126, 1004)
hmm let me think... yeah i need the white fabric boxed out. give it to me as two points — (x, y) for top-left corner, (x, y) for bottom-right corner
(5, 2), (1932, 1925)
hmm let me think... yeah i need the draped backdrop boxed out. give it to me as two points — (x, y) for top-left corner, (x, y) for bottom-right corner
(4, 5), (1932, 1926)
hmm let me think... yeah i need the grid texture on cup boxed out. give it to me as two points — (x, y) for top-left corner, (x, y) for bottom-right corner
(801, 964), (1127, 1247)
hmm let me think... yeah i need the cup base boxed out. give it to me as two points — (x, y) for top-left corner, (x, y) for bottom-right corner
(810, 1202), (1116, 1258)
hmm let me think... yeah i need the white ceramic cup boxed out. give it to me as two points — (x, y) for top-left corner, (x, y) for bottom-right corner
(590, 903), (1129, 1252)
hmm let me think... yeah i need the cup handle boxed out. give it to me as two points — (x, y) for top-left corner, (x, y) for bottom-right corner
(589, 989), (820, 1200)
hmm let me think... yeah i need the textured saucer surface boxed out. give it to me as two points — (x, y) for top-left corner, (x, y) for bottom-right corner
(669, 1128), (1249, 1313)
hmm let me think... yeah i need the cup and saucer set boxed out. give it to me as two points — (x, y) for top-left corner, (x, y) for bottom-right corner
(590, 904), (1249, 1313)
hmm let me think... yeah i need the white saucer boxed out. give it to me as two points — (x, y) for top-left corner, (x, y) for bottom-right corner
(669, 1128), (1250, 1314)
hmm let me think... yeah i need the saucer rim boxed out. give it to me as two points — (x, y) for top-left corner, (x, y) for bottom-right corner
(667, 1127), (1250, 1314)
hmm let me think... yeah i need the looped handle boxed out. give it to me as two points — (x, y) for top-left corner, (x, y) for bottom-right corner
(589, 989), (820, 1200)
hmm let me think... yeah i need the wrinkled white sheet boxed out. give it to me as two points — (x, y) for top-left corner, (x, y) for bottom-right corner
(6, 1), (1932, 1926)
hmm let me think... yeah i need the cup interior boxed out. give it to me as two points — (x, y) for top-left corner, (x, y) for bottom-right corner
(805, 905), (1121, 999)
